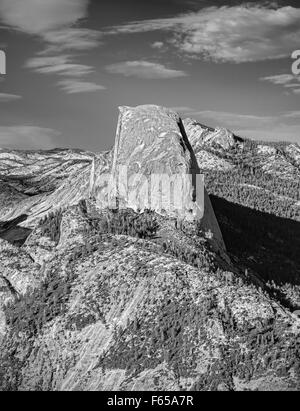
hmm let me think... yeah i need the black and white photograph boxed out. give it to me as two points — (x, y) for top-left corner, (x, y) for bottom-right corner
(0, 0), (300, 394)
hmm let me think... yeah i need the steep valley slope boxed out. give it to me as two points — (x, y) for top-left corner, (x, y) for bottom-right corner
(182, 119), (300, 310)
(0, 105), (299, 391)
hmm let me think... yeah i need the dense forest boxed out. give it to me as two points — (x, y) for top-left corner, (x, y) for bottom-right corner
(205, 168), (299, 221)
(199, 139), (300, 221)
(193, 138), (300, 309)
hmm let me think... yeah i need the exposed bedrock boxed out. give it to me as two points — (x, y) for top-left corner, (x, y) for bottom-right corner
(104, 104), (226, 253)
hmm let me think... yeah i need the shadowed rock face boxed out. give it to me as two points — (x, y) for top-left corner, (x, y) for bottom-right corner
(109, 105), (225, 253)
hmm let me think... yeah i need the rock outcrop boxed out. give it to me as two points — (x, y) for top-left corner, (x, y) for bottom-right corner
(183, 118), (240, 151)
(106, 105), (225, 253)
(0, 148), (111, 228)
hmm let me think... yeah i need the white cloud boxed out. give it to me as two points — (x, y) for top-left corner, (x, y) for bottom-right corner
(0, 0), (102, 53)
(57, 80), (106, 94)
(25, 56), (69, 68)
(25, 56), (94, 77)
(283, 111), (300, 118)
(151, 41), (164, 50)
(0, 126), (59, 149)
(34, 64), (93, 77)
(260, 74), (297, 85)
(42, 28), (103, 53)
(105, 61), (187, 79)
(284, 83), (300, 88)
(261, 73), (300, 94)
(0, 0), (89, 34)
(1, 1), (104, 92)
(0, 93), (22, 102)
(109, 5), (300, 63)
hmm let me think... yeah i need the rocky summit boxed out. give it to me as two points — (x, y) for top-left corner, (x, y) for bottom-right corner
(0, 105), (300, 391)
(110, 105), (225, 253)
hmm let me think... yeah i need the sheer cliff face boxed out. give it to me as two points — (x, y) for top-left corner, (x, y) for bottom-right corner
(108, 105), (225, 252)
(111, 105), (196, 217)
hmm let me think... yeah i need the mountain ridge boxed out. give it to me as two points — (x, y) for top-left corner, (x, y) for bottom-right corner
(0, 105), (300, 391)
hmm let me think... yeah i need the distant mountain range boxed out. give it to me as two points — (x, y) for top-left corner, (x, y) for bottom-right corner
(0, 105), (299, 391)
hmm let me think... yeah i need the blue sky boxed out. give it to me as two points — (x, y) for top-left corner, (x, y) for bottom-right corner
(0, 0), (300, 151)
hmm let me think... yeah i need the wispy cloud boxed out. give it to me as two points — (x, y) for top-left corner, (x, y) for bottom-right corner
(0, 0), (101, 53)
(42, 28), (103, 54)
(0, 126), (59, 149)
(108, 5), (300, 63)
(261, 73), (300, 94)
(151, 41), (164, 50)
(260, 74), (296, 85)
(25, 56), (94, 77)
(0, 0), (89, 34)
(57, 80), (106, 94)
(0, 0), (105, 94)
(0, 93), (22, 102)
(283, 111), (300, 119)
(105, 61), (187, 79)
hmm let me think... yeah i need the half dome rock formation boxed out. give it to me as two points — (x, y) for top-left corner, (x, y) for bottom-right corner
(103, 105), (225, 253)
(0, 106), (225, 253)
